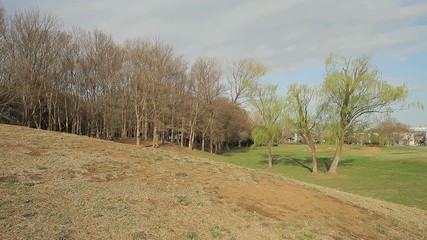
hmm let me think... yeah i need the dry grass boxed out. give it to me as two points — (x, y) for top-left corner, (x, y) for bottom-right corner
(0, 124), (426, 239)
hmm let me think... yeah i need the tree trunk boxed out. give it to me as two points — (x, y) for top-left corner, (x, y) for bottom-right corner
(201, 133), (205, 151)
(328, 138), (343, 174)
(179, 118), (184, 146)
(268, 145), (273, 171)
(152, 122), (159, 148)
(122, 119), (127, 138)
(65, 99), (69, 133)
(304, 133), (318, 173)
(144, 116), (148, 140)
(189, 118), (196, 150)
(103, 111), (107, 139)
(189, 131), (195, 150)
(136, 115), (141, 146)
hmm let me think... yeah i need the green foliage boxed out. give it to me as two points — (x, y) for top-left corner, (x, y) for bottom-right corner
(322, 54), (409, 173)
(323, 54), (408, 129)
(246, 82), (284, 169)
(247, 83), (284, 126)
(252, 124), (281, 147)
(285, 83), (320, 130)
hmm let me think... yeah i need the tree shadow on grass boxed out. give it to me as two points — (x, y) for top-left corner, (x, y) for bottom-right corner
(258, 154), (355, 173)
(220, 147), (251, 156)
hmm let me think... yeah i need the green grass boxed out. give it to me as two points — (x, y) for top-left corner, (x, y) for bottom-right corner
(196, 144), (427, 210)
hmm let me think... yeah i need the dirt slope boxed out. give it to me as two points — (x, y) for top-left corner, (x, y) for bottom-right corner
(0, 124), (425, 239)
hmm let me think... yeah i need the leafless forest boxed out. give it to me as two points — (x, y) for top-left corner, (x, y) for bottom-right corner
(0, 8), (262, 152)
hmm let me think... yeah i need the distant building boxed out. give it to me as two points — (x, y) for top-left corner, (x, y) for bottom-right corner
(407, 126), (427, 146)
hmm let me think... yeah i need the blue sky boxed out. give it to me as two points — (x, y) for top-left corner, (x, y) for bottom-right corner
(3, 0), (427, 126)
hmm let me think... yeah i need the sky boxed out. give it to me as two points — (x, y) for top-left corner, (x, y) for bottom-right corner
(3, 0), (427, 127)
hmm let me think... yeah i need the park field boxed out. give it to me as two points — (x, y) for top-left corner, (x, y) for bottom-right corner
(1, 124), (426, 239)
(191, 144), (427, 210)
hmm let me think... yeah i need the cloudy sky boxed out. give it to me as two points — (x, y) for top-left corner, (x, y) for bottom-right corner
(3, 0), (427, 126)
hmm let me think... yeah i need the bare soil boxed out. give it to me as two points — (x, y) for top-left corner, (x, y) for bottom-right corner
(359, 147), (381, 151)
(0, 124), (425, 239)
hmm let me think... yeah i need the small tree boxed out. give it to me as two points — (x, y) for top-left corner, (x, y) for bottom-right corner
(322, 54), (408, 174)
(285, 83), (325, 173)
(247, 83), (284, 171)
(376, 117), (410, 147)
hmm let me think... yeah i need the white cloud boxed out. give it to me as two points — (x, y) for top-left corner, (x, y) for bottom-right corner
(3, 0), (427, 73)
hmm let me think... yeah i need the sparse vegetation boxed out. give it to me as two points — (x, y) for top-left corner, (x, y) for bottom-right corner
(185, 231), (199, 239)
(21, 211), (36, 217)
(175, 172), (188, 177)
(377, 225), (389, 235)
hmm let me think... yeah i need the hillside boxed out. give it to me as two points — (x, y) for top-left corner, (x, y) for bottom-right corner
(0, 124), (425, 239)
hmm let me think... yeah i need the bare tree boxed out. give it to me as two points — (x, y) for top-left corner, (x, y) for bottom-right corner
(227, 59), (266, 106)
(75, 29), (123, 138)
(376, 117), (410, 147)
(0, 6), (255, 153)
(4, 10), (64, 128)
(188, 57), (222, 150)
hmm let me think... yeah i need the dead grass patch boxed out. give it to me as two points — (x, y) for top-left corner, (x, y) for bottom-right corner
(0, 124), (425, 239)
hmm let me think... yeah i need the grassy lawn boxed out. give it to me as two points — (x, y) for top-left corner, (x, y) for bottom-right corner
(200, 144), (427, 210)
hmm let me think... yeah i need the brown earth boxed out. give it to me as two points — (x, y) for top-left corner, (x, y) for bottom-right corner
(359, 147), (381, 151)
(0, 124), (425, 239)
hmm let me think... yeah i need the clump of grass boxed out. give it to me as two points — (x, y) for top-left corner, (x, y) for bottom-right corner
(22, 197), (33, 204)
(297, 232), (314, 240)
(62, 217), (72, 225)
(0, 199), (12, 211)
(390, 218), (400, 227)
(131, 231), (147, 240)
(35, 165), (48, 170)
(261, 222), (270, 227)
(208, 226), (223, 238)
(208, 226), (230, 238)
(248, 211), (264, 221)
(176, 196), (190, 205)
(231, 207), (241, 213)
(22, 211), (36, 217)
(6, 177), (18, 184)
(175, 172), (188, 177)
(185, 231), (199, 239)
(58, 235), (70, 240)
(377, 225), (388, 235)
(24, 182), (35, 187)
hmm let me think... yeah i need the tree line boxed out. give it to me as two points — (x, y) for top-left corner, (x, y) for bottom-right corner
(1, 7), (416, 174)
(0, 8), (262, 152)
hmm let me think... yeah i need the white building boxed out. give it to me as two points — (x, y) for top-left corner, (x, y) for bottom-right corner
(408, 126), (427, 146)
